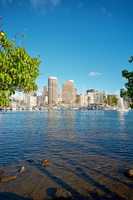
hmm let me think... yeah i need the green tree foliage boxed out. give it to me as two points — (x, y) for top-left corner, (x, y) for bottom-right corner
(0, 31), (40, 107)
(120, 56), (133, 108)
(106, 95), (118, 106)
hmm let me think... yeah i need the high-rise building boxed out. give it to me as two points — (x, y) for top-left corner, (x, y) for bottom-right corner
(42, 86), (48, 98)
(42, 86), (48, 106)
(62, 80), (76, 105)
(48, 77), (58, 106)
(37, 95), (43, 107)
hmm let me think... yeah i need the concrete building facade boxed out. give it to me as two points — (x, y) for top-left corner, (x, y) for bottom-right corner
(48, 77), (58, 106)
(62, 80), (76, 105)
(87, 89), (105, 105)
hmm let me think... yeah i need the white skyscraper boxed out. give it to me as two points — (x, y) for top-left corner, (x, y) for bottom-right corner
(48, 77), (58, 106)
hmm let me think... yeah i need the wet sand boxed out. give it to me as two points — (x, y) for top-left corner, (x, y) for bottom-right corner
(0, 155), (133, 200)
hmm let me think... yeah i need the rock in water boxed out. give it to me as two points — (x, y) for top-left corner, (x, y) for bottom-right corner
(55, 188), (72, 199)
(19, 166), (25, 173)
(1, 176), (17, 183)
(126, 169), (133, 178)
(41, 160), (49, 167)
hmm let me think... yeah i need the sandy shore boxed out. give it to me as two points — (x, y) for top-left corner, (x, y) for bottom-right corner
(0, 156), (133, 200)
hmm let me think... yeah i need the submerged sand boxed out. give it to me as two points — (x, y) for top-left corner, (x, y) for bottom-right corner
(0, 155), (133, 200)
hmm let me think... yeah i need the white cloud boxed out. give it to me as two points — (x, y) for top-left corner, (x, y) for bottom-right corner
(88, 71), (102, 77)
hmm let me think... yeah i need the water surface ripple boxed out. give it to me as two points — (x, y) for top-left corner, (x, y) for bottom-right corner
(0, 110), (133, 166)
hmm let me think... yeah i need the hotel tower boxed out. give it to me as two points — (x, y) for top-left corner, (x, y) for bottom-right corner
(48, 77), (58, 106)
(62, 80), (76, 105)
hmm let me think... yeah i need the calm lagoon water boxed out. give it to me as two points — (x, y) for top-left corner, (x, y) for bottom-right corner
(0, 110), (133, 166)
(1, 110), (133, 199)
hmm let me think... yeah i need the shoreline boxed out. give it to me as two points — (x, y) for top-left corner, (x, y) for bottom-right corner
(0, 156), (133, 200)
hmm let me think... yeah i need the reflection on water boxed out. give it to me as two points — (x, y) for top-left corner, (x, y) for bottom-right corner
(47, 111), (77, 141)
(0, 111), (133, 165)
(118, 111), (126, 126)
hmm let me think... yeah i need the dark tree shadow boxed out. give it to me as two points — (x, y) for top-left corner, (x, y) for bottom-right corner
(27, 160), (88, 200)
(47, 187), (72, 200)
(85, 166), (133, 189)
(27, 160), (127, 200)
(0, 192), (32, 200)
(89, 190), (131, 200)
(74, 167), (126, 200)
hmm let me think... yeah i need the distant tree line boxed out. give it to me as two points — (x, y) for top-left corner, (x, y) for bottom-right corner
(105, 95), (118, 107)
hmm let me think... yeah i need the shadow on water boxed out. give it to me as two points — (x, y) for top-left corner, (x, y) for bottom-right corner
(27, 160), (127, 200)
(55, 158), (133, 191)
(85, 166), (133, 189)
(47, 187), (72, 200)
(73, 167), (126, 200)
(27, 160), (88, 200)
(46, 188), (126, 200)
(47, 188), (125, 200)
(0, 191), (127, 200)
(0, 192), (32, 200)
(87, 191), (126, 200)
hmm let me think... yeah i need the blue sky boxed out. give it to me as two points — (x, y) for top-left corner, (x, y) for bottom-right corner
(1, 0), (133, 94)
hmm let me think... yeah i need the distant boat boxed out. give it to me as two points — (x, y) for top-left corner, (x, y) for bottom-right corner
(72, 107), (79, 110)
(117, 108), (130, 112)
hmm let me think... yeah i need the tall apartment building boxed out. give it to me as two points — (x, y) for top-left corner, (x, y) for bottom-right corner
(48, 77), (58, 106)
(62, 80), (76, 105)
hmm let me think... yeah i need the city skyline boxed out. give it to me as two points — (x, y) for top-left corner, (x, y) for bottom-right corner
(11, 75), (122, 110)
(37, 76), (119, 96)
(14, 75), (120, 97)
(13, 75), (120, 100)
(1, 0), (133, 93)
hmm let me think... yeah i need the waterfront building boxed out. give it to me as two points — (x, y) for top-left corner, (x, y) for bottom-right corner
(57, 94), (62, 105)
(44, 95), (48, 105)
(42, 86), (48, 106)
(76, 94), (88, 107)
(86, 89), (95, 104)
(87, 89), (105, 105)
(48, 77), (58, 106)
(37, 95), (43, 107)
(11, 93), (25, 109)
(25, 93), (37, 109)
(80, 94), (88, 107)
(10, 101), (17, 110)
(76, 95), (80, 105)
(43, 86), (48, 96)
(62, 80), (76, 105)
